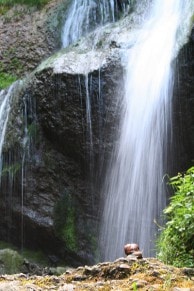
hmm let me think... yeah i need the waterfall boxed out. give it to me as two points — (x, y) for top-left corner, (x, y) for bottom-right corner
(100, 0), (194, 260)
(61, 0), (120, 48)
(0, 83), (20, 179)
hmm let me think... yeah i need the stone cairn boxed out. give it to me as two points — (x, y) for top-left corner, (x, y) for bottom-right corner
(124, 243), (143, 259)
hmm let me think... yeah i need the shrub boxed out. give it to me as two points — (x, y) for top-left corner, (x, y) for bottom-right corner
(157, 167), (194, 267)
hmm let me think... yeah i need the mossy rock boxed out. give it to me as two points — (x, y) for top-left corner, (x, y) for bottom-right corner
(0, 248), (24, 274)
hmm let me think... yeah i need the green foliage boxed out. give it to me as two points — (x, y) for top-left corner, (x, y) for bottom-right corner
(0, 249), (23, 274)
(0, 72), (17, 90)
(157, 167), (194, 267)
(132, 282), (138, 291)
(54, 192), (77, 252)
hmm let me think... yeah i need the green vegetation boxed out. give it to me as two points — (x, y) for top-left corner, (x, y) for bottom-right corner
(1, 162), (21, 176)
(157, 166), (194, 267)
(21, 249), (48, 266)
(54, 192), (77, 252)
(132, 282), (138, 291)
(0, 0), (50, 10)
(0, 72), (17, 90)
(0, 240), (17, 250)
(27, 122), (39, 142)
(0, 49), (24, 78)
(0, 248), (23, 274)
(0, 240), (49, 268)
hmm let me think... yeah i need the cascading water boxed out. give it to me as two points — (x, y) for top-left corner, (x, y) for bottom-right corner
(61, 0), (122, 48)
(100, 0), (194, 260)
(0, 83), (20, 179)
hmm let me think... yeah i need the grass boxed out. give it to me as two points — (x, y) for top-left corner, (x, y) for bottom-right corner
(0, 72), (17, 89)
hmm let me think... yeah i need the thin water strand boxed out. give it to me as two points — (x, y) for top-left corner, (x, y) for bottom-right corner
(0, 83), (19, 179)
(85, 73), (93, 149)
(100, 0), (194, 260)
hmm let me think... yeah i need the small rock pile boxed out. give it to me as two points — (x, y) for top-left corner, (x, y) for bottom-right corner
(124, 243), (143, 259)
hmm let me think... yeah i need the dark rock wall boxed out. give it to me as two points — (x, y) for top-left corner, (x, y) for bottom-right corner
(0, 51), (124, 265)
(173, 28), (194, 173)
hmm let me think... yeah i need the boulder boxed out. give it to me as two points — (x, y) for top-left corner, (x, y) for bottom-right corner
(0, 27), (124, 264)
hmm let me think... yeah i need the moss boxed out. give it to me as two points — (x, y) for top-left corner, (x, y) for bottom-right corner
(191, 13), (194, 24)
(1, 162), (21, 177)
(0, 54), (24, 77)
(0, 240), (17, 250)
(49, 266), (67, 275)
(27, 122), (40, 142)
(21, 249), (48, 266)
(63, 207), (77, 251)
(0, 249), (23, 274)
(54, 191), (77, 252)
(0, 240), (48, 267)
(0, 49), (24, 78)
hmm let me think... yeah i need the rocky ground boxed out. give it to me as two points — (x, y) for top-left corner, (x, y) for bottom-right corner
(0, 257), (193, 290)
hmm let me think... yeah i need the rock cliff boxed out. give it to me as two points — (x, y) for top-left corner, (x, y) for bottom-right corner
(0, 0), (193, 266)
(0, 21), (125, 264)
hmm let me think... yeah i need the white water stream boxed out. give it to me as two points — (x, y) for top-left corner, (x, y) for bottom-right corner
(100, 0), (194, 260)
(0, 83), (20, 179)
(61, 0), (118, 48)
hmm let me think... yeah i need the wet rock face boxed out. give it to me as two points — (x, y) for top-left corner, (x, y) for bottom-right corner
(173, 28), (194, 173)
(0, 46), (124, 265)
(34, 52), (123, 167)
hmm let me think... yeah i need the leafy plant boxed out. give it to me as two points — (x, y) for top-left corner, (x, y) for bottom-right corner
(157, 167), (194, 267)
(132, 282), (138, 291)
